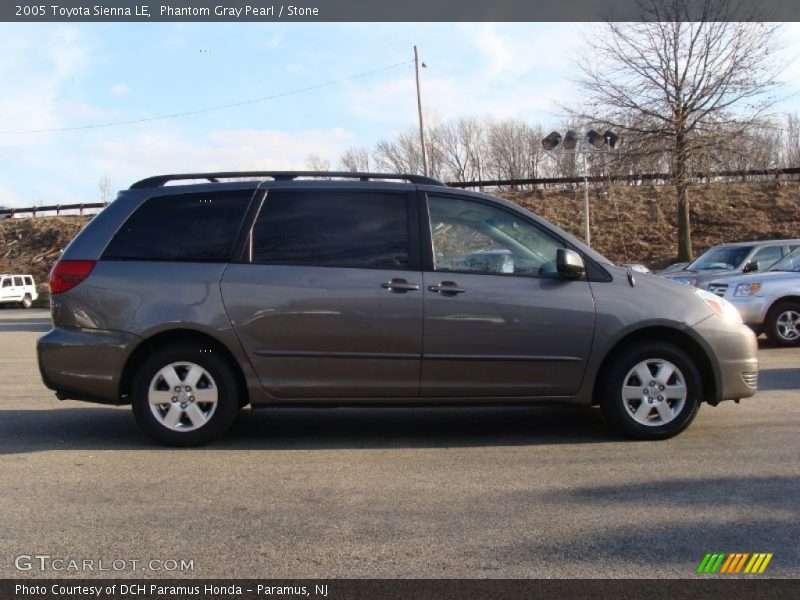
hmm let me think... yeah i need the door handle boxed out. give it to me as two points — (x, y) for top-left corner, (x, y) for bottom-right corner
(428, 281), (466, 295)
(381, 278), (420, 292)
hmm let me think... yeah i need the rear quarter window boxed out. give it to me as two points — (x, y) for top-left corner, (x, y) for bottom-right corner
(102, 190), (253, 262)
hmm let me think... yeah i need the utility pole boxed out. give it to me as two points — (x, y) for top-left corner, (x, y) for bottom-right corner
(414, 45), (429, 176)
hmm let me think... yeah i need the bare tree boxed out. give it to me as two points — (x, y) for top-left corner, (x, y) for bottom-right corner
(573, 0), (781, 260)
(98, 174), (113, 204)
(783, 113), (800, 168)
(305, 153), (331, 172)
(338, 147), (371, 172)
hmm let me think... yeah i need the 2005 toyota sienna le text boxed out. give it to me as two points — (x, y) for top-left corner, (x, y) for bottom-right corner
(37, 171), (758, 446)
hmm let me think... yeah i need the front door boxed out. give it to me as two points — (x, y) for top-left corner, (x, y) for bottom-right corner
(222, 187), (423, 399)
(421, 193), (595, 398)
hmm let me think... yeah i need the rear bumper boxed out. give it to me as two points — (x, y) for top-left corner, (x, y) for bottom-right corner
(693, 317), (759, 402)
(37, 326), (140, 404)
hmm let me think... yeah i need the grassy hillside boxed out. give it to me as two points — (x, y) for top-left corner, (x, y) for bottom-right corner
(1, 181), (797, 285)
(500, 180), (799, 269)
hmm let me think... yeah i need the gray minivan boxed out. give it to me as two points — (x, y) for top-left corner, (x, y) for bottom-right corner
(38, 172), (758, 446)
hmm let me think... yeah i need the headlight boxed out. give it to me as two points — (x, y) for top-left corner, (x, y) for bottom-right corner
(734, 282), (762, 297)
(695, 288), (743, 324)
(671, 276), (697, 287)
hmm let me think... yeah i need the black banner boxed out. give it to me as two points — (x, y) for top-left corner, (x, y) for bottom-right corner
(3, 579), (800, 600)
(4, 0), (800, 22)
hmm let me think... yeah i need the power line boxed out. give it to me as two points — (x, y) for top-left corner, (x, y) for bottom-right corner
(0, 60), (413, 135)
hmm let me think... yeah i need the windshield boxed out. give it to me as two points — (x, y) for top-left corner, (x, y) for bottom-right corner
(768, 248), (800, 272)
(687, 246), (753, 271)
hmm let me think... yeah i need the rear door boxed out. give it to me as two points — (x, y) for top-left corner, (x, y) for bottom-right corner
(221, 186), (423, 399)
(12, 276), (24, 301)
(420, 192), (595, 398)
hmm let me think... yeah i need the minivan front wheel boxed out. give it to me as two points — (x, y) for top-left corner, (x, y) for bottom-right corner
(599, 341), (701, 440)
(131, 344), (239, 446)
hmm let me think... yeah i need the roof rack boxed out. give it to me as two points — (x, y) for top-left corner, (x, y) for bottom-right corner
(129, 171), (446, 190)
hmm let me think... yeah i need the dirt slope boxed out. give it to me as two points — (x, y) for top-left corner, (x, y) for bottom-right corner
(0, 181), (798, 285)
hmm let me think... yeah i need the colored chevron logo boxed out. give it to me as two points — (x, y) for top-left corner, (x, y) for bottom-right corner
(696, 552), (773, 574)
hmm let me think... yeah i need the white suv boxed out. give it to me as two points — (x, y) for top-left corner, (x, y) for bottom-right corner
(0, 274), (38, 308)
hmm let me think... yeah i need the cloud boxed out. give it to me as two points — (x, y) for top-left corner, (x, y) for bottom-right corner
(109, 83), (130, 97)
(0, 25), (90, 137)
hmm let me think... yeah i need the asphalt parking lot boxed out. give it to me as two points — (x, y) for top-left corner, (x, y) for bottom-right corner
(0, 308), (798, 579)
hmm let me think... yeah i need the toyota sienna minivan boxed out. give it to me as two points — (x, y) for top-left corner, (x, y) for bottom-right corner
(37, 172), (758, 446)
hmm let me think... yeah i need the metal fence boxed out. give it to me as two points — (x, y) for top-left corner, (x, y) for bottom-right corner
(0, 202), (108, 219)
(2, 166), (799, 218)
(447, 166), (800, 189)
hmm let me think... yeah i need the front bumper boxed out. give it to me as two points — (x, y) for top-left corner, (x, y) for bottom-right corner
(727, 296), (768, 327)
(38, 326), (140, 404)
(693, 316), (759, 402)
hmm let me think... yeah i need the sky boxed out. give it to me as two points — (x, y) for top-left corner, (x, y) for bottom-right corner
(1, 21), (800, 207)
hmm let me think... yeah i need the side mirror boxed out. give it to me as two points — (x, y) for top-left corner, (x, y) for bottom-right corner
(742, 261), (758, 273)
(556, 248), (585, 280)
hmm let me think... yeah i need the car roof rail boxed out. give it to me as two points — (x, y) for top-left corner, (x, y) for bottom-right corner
(129, 171), (446, 189)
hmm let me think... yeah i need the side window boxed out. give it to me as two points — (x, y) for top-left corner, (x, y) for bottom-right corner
(13, 277), (23, 286)
(102, 190), (253, 262)
(24, 277), (33, 286)
(751, 246), (782, 270)
(250, 190), (409, 270)
(1, 279), (10, 288)
(427, 195), (563, 277)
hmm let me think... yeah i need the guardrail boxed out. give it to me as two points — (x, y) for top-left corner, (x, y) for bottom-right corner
(0, 202), (107, 219)
(446, 166), (800, 189)
(2, 166), (798, 218)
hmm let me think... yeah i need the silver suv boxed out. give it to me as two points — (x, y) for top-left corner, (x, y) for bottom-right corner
(661, 240), (800, 290)
(37, 171), (758, 446)
(707, 248), (800, 346)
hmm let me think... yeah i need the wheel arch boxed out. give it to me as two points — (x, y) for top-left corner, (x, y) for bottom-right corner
(766, 294), (800, 316)
(119, 328), (249, 406)
(592, 325), (719, 406)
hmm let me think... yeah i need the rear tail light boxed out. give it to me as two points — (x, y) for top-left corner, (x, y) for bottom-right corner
(49, 260), (96, 294)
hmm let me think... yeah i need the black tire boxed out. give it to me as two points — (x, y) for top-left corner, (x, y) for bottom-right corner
(20, 294), (32, 309)
(764, 300), (800, 347)
(131, 343), (239, 446)
(599, 341), (702, 440)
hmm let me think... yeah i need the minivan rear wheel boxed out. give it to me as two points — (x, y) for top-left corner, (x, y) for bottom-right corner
(131, 344), (239, 446)
(20, 294), (32, 309)
(599, 341), (701, 440)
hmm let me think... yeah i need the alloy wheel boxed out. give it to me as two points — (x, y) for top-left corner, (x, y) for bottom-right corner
(621, 358), (687, 426)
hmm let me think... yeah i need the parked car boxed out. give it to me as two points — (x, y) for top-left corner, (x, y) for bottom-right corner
(707, 247), (800, 346)
(38, 171), (758, 446)
(661, 240), (800, 289)
(0, 274), (38, 308)
(621, 263), (651, 274)
(659, 262), (689, 274)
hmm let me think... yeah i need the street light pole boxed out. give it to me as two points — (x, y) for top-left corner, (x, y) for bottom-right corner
(414, 45), (429, 177)
(581, 150), (590, 247)
(541, 129), (621, 248)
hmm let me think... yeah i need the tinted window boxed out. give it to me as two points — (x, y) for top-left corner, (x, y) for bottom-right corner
(428, 195), (562, 277)
(250, 191), (409, 269)
(24, 277), (33, 285)
(103, 191), (252, 262)
(1, 279), (10, 288)
(13, 277), (23, 286)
